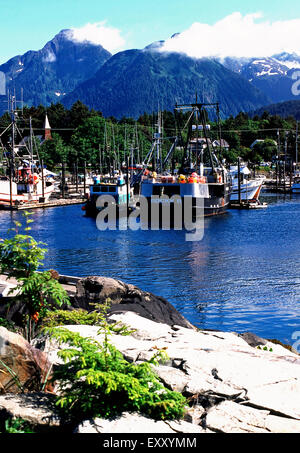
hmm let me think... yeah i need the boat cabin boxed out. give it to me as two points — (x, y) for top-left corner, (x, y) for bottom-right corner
(89, 175), (132, 205)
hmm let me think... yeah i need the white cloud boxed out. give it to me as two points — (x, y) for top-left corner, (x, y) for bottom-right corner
(66, 22), (125, 54)
(43, 50), (56, 63)
(161, 12), (300, 59)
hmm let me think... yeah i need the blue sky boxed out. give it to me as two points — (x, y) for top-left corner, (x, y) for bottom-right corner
(1, 0), (300, 62)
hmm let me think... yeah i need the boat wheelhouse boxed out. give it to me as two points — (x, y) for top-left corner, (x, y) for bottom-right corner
(85, 174), (133, 216)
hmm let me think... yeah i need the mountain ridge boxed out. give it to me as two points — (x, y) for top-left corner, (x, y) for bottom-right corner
(2, 30), (300, 119)
(62, 45), (271, 119)
(0, 30), (111, 113)
(222, 54), (300, 104)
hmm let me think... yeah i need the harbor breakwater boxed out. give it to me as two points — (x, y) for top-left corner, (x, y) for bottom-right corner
(0, 275), (300, 434)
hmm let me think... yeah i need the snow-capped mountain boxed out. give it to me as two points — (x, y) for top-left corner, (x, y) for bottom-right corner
(222, 53), (300, 104)
(1, 27), (299, 119)
(62, 43), (270, 119)
(273, 52), (300, 69)
(0, 30), (111, 114)
(241, 58), (289, 79)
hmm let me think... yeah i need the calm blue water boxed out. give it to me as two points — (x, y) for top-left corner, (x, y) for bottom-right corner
(0, 192), (299, 345)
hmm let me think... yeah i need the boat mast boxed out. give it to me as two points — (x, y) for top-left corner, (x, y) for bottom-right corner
(155, 111), (163, 173)
(104, 120), (108, 174)
(9, 95), (17, 182)
(216, 103), (223, 160)
(29, 116), (34, 171)
(296, 121), (298, 166)
(198, 104), (215, 174)
(135, 122), (140, 165)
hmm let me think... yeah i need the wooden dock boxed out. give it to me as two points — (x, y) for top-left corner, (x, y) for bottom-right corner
(0, 197), (85, 211)
(229, 200), (268, 210)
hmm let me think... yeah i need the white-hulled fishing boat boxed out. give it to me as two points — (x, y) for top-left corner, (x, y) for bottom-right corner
(229, 165), (265, 202)
(0, 98), (55, 207)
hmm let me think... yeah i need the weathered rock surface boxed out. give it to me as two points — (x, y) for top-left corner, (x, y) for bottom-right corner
(38, 311), (300, 433)
(74, 276), (195, 329)
(0, 327), (52, 393)
(75, 412), (208, 434)
(205, 401), (300, 433)
(0, 393), (60, 429)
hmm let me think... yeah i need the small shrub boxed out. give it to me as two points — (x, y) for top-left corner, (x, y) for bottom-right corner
(41, 309), (104, 328)
(47, 301), (187, 423)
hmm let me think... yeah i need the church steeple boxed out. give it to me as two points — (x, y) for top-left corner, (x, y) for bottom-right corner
(44, 114), (52, 140)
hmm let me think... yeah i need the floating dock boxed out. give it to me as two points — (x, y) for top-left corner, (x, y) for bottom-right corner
(0, 197), (85, 211)
(229, 200), (268, 210)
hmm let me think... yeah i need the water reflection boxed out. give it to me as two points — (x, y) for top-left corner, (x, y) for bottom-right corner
(0, 193), (299, 344)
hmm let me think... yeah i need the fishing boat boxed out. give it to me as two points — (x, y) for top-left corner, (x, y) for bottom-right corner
(229, 164), (265, 202)
(139, 102), (232, 219)
(0, 166), (55, 205)
(84, 173), (133, 217)
(0, 97), (55, 207)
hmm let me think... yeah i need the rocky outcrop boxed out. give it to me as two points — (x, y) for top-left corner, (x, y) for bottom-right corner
(2, 271), (299, 433)
(34, 312), (300, 433)
(0, 274), (195, 330)
(1, 309), (299, 433)
(74, 276), (195, 330)
(0, 327), (52, 394)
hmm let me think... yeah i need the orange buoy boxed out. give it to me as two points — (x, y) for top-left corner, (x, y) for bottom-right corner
(188, 175), (198, 183)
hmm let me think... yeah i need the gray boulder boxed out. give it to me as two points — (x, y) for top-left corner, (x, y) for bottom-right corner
(74, 276), (195, 329)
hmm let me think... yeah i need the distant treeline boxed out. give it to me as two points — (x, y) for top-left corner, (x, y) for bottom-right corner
(0, 101), (298, 170)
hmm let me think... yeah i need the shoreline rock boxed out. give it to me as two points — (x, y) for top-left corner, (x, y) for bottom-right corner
(73, 276), (195, 330)
(19, 311), (299, 434)
(1, 275), (299, 433)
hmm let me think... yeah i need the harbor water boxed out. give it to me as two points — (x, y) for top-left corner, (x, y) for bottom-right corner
(0, 192), (299, 346)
